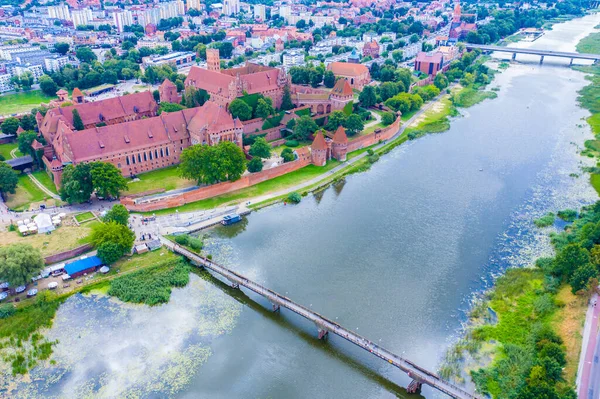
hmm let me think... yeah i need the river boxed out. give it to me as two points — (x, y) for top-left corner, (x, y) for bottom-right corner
(6, 14), (600, 399)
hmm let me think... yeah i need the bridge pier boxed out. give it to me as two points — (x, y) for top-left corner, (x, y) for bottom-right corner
(512, 52), (516, 61)
(317, 328), (329, 340)
(231, 283), (239, 289)
(407, 380), (423, 394)
(570, 58), (574, 66)
(539, 55), (544, 64)
(272, 303), (280, 312)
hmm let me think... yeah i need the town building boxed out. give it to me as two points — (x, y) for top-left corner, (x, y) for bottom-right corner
(362, 40), (380, 58)
(40, 100), (242, 186)
(72, 9), (93, 27)
(254, 4), (266, 21)
(44, 55), (70, 72)
(186, 0), (203, 11)
(292, 78), (354, 115)
(326, 62), (370, 90)
(448, 2), (477, 42)
(185, 49), (289, 109)
(414, 52), (444, 75)
(283, 50), (304, 68)
(48, 3), (71, 21)
(158, 79), (181, 104)
(113, 9), (134, 33)
(310, 126), (348, 166)
(141, 51), (196, 70)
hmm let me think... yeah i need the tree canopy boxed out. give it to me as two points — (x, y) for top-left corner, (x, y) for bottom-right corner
(1, 117), (20, 135)
(91, 221), (135, 264)
(102, 204), (130, 226)
(0, 244), (44, 287)
(249, 137), (271, 159)
(72, 109), (85, 131)
(228, 98), (253, 121)
(60, 162), (127, 203)
(179, 141), (246, 185)
(0, 162), (18, 195)
(293, 115), (319, 140)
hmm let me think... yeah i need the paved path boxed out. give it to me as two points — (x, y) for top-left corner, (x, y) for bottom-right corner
(26, 173), (60, 200)
(365, 110), (382, 128)
(578, 292), (600, 399)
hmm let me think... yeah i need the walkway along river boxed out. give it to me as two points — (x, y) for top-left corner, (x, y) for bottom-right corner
(5, 13), (600, 399)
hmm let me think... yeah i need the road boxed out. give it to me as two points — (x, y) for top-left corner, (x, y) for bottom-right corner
(579, 292), (600, 399)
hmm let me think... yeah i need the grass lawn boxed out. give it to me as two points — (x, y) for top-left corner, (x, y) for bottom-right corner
(271, 141), (311, 155)
(400, 109), (418, 121)
(132, 84), (152, 92)
(146, 160), (341, 215)
(75, 211), (95, 223)
(576, 31), (600, 54)
(451, 87), (498, 108)
(362, 122), (385, 135)
(0, 90), (54, 116)
(31, 170), (58, 195)
(0, 225), (94, 256)
(591, 173), (600, 196)
(5, 174), (52, 211)
(0, 142), (22, 159)
(124, 166), (195, 195)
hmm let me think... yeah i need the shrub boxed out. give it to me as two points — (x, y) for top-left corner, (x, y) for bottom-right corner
(287, 192), (301, 204)
(534, 213), (555, 228)
(174, 234), (190, 246)
(285, 140), (299, 147)
(281, 148), (295, 163)
(188, 237), (203, 251)
(0, 304), (15, 319)
(557, 209), (577, 222)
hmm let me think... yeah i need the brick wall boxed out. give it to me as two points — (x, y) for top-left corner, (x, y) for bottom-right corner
(346, 117), (401, 153)
(44, 243), (93, 265)
(122, 148), (311, 212)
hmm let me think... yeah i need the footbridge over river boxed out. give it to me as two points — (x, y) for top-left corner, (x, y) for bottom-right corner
(160, 237), (482, 399)
(465, 43), (600, 64)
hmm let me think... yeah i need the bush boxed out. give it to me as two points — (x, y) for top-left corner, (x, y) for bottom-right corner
(0, 304), (15, 319)
(287, 192), (301, 204)
(381, 112), (396, 126)
(174, 234), (190, 246)
(188, 237), (203, 251)
(247, 157), (263, 173)
(281, 148), (295, 162)
(534, 213), (555, 228)
(557, 209), (577, 222)
(285, 140), (299, 147)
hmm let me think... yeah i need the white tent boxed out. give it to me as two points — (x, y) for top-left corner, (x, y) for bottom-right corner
(34, 213), (55, 234)
(18, 225), (28, 235)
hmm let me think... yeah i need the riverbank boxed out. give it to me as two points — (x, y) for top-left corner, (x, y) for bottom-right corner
(438, 17), (600, 399)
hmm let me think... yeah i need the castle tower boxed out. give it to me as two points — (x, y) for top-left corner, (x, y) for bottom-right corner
(453, 2), (461, 23)
(158, 79), (180, 104)
(207, 48), (220, 72)
(311, 132), (328, 166)
(329, 79), (354, 111)
(332, 126), (348, 162)
(72, 87), (84, 104)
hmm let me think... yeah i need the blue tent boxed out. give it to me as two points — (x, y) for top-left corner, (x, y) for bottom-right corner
(64, 256), (103, 276)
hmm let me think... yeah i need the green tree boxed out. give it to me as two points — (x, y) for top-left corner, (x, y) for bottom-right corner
(19, 114), (36, 131)
(327, 110), (346, 130)
(381, 112), (396, 126)
(293, 115), (319, 140)
(344, 114), (364, 136)
(54, 42), (70, 55)
(75, 46), (97, 63)
(379, 82), (400, 102)
(552, 243), (590, 279)
(249, 137), (271, 159)
(97, 241), (125, 265)
(247, 157), (263, 173)
(0, 162), (18, 195)
(309, 69), (323, 88)
(228, 98), (253, 121)
(38, 75), (58, 96)
(570, 263), (598, 293)
(179, 141), (246, 185)
(158, 102), (185, 114)
(103, 204), (130, 226)
(323, 70), (336, 88)
(91, 221), (135, 255)
(255, 98), (274, 119)
(392, 50), (403, 63)
(460, 72), (475, 87)
(434, 73), (449, 90)
(17, 131), (37, 156)
(0, 244), (44, 287)
(359, 86), (377, 108)
(281, 84), (294, 110)
(152, 89), (160, 102)
(1, 117), (20, 135)
(72, 109), (85, 131)
(181, 86), (209, 107)
(281, 148), (295, 162)
(90, 162), (128, 199)
(59, 163), (94, 204)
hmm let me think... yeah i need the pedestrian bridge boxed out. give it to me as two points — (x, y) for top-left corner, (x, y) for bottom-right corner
(465, 43), (600, 64)
(161, 237), (482, 399)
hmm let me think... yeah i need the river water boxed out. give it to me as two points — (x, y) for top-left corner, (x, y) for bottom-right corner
(6, 14), (600, 399)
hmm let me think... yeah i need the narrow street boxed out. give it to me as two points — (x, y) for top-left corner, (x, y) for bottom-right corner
(578, 292), (600, 399)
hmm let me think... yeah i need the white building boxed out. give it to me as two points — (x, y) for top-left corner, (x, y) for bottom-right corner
(223, 0), (240, 16)
(0, 44), (35, 61)
(254, 4), (266, 21)
(48, 3), (71, 21)
(0, 74), (12, 92)
(137, 8), (161, 27)
(186, 0), (202, 11)
(14, 64), (44, 80)
(137, 38), (172, 50)
(176, 0), (185, 16)
(44, 55), (69, 72)
(159, 2), (181, 19)
(283, 50), (304, 68)
(279, 5), (291, 21)
(113, 10), (134, 33)
(71, 9), (93, 28)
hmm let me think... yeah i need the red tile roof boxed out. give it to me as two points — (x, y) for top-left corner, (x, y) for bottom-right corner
(415, 51), (443, 64)
(185, 64), (282, 96)
(186, 66), (235, 94)
(72, 87), (83, 98)
(330, 79), (353, 97)
(311, 132), (327, 151)
(327, 62), (369, 77)
(333, 126), (348, 144)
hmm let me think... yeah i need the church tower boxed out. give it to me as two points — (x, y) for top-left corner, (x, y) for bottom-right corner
(207, 48), (220, 72)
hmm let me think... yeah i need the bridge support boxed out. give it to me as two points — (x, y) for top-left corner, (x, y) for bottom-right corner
(539, 55), (544, 64)
(570, 58), (574, 66)
(512, 52), (516, 61)
(272, 303), (280, 312)
(317, 328), (329, 340)
(407, 380), (423, 394)
(231, 283), (239, 289)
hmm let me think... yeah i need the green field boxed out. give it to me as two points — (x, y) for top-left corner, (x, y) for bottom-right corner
(124, 166), (195, 195)
(5, 174), (51, 211)
(75, 211), (95, 223)
(576, 31), (600, 54)
(31, 170), (58, 195)
(0, 142), (19, 160)
(0, 90), (54, 116)
(146, 160), (341, 215)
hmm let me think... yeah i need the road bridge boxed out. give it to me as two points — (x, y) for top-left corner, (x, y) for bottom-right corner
(465, 44), (600, 64)
(161, 237), (482, 399)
